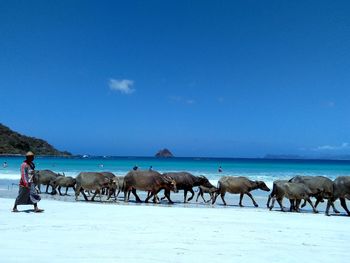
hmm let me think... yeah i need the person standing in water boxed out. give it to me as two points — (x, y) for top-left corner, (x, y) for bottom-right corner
(12, 151), (44, 213)
(218, 166), (223, 173)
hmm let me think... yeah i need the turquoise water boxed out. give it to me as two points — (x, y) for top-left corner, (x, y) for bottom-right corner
(1, 156), (350, 184)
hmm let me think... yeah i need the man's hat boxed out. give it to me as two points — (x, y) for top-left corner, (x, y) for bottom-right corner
(26, 151), (35, 156)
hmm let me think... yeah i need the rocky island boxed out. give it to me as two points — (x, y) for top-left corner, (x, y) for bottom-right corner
(155, 148), (174, 158)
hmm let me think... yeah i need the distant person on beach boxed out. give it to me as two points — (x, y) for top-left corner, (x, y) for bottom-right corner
(218, 166), (223, 173)
(133, 165), (138, 171)
(12, 151), (44, 213)
(149, 166), (153, 171)
(3, 161), (8, 168)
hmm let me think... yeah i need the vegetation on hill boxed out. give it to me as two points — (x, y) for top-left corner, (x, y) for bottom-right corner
(0, 123), (71, 156)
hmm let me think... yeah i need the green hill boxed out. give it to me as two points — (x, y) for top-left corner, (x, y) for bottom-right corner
(0, 123), (71, 156)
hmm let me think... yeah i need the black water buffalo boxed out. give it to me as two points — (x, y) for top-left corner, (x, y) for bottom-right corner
(123, 170), (178, 203)
(326, 176), (350, 216)
(212, 176), (270, 206)
(161, 172), (214, 203)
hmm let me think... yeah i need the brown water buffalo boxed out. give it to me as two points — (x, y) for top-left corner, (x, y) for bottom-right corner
(161, 172), (214, 203)
(196, 184), (218, 203)
(212, 176), (270, 206)
(51, 176), (76, 196)
(326, 176), (350, 216)
(75, 172), (112, 201)
(123, 170), (178, 203)
(35, 170), (63, 194)
(268, 181), (317, 213)
(289, 176), (338, 212)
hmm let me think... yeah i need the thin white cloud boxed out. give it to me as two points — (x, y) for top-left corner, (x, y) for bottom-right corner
(313, 142), (349, 151)
(169, 96), (195, 105)
(109, 79), (135, 94)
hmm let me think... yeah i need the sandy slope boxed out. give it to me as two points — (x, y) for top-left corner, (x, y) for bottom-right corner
(0, 197), (348, 263)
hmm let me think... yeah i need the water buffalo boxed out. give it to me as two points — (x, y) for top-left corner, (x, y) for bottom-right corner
(35, 170), (63, 194)
(267, 180), (289, 210)
(100, 172), (116, 195)
(326, 176), (350, 216)
(289, 176), (338, 211)
(212, 176), (270, 206)
(268, 181), (317, 213)
(123, 170), (178, 203)
(51, 176), (76, 196)
(196, 184), (218, 203)
(75, 172), (112, 201)
(161, 172), (214, 203)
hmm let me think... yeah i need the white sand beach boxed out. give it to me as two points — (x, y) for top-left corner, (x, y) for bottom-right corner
(0, 197), (348, 263)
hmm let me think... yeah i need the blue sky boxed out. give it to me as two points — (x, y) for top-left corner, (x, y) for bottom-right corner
(1, 0), (350, 157)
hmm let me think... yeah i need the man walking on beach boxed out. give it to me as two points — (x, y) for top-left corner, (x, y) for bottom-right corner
(12, 151), (44, 213)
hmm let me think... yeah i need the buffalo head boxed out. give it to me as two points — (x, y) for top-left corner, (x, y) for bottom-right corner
(256, 181), (270, 192)
(198, 175), (214, 188)
(164, 176), (178, 193)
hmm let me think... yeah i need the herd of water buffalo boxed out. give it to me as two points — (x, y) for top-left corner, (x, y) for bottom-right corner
(32, 169), (350, 216)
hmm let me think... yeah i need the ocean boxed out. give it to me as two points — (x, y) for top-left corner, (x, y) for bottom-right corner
(1, 156), (350, 186)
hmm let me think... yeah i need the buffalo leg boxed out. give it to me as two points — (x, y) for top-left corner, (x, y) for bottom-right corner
(211, 192), (219, 205)
(325, 199), (334, 216)
(246, 192), (258, 207)
(332, 202), (340, 213)
(290, 199), (295, 211)
(124, 189), (129, 202)
(145, 191), (154, 203)
(58, 186), (63, 196)
(77, 187), (88, 201)
(184, 190), (188, 203)
(295, 200), (301, 212)
(196, 191), (200, 202)
(132, 189), (142, 203)
(314, 197), (322, 208)
(162, 190), (170, 201)
(91, 190), (99, 201)
(45, 184), (49, 193)
(163, 190), (174, 204)
(300, 199), (307, 208)
(75, 186), (81, 201)
(65, 187), (69, 196)
(269, 197), (275, 210)
(340, 198), (350, 215)
(277, 198), (286, 211)
(306, 198), (318, 213)
(220, 193), (227, 205)
(239, 193), (244, 207)
(187, 188), (195, 202)
(267, 194), (272, 208)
